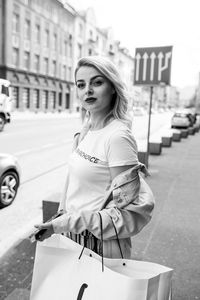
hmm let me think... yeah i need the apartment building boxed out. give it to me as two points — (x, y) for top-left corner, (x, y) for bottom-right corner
(0, 0), (76, 111)
(0, 0), (135, 112)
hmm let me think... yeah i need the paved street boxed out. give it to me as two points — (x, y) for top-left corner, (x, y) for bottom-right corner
(0, 118), (199, 299)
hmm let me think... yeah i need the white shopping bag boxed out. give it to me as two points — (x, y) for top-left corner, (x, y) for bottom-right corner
(30, 235), (173, 300)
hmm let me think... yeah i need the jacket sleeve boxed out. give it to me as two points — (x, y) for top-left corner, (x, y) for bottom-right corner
(52, 176), (155, 240)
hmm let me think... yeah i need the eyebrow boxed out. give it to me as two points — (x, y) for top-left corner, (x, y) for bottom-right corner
(76, 75), (104, 84)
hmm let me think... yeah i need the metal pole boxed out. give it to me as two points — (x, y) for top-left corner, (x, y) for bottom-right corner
(146, 86), (153, 168)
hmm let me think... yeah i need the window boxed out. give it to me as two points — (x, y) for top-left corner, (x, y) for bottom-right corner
(44, 91), (48, 109)
(68, 66), (72, 81)
(42, 90), (48, 109)
(34, 55), (40, 72)
(52, 61), (56, 76)
(12, 87), (19, 109)
(89, 30), (93, 40)
(49, 91), (53, 109)
(79, 23), (83, 37)
(68, 35), (73, 57)
(12, 13), (20, 33)
(64, 40), (67, 57)
(44, 28), (49, 47)
(77, 43), (82, 59)
(63, 65), (66, 80)
(35, 23), (40, 43)
(24, 51), (30, 69)
(60, 36), (62, 55)
(33, 89), (39, 109)
(53, 33), (57, 50)
(24, 19), (31, 40)
(50, 91), (56, 109)
(12, 48), (19, 67)
(44, 58), (48, 75)
(65, 93), (70, 109)
(22, 88), (30, 109)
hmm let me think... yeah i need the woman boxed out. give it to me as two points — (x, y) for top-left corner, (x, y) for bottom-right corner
(35, 56), (154, 258)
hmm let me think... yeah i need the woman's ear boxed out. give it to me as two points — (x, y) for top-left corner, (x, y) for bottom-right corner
(112, 88), (116, 95)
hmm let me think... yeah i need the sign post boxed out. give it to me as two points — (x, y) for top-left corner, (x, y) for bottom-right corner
(134, 46), (173, 167)
(146, 86), (153, 163)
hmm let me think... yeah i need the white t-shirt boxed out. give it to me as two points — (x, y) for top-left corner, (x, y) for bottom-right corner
(65, 119), (138, 213)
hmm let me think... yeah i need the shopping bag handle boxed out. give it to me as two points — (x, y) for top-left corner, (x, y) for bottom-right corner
(98, 212), (125, 271)
(98, 212), (104, 272)
(78, 212), (125, 272)
(108, 215), (124, 259)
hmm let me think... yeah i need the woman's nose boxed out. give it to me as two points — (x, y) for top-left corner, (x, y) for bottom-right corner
(85, 84), (93, 95)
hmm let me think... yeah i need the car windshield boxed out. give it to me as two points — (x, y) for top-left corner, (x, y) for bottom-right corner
(174, 113), (188, 118)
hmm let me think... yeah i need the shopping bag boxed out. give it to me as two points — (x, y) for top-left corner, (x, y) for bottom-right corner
(30, 235), (173, 300)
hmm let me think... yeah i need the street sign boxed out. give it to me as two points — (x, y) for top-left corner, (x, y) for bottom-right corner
(134, 46), (173, 85)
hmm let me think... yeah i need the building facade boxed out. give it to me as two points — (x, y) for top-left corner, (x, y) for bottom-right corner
(0, 0), (135, 112)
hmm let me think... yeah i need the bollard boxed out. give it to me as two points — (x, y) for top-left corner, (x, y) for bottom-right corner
(172, 132), (181, 142)
(138, 151), (148, 166)
(188, 127), (195, 135)
(194, 124), (199, 133)
(149, 142), (162, 155)
(162, 136), (172, 147)
(181, 129), (188, 138)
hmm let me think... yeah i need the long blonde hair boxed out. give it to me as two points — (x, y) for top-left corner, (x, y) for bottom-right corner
(74, 56), (132, 127)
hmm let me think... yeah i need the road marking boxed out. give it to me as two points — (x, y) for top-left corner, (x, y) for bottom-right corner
(14, 138), (73, 157)
(21, 162), (68, 184)
(40, 143), (55, 149)
(14, 149), (38, 156)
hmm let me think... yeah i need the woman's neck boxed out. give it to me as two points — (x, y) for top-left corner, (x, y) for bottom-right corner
(90, 111), (114, 130)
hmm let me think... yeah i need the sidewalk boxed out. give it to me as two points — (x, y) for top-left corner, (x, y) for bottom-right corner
(0, 130), (200, 299)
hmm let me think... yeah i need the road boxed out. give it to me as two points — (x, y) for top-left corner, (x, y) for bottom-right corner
(0, 111), (173, 257)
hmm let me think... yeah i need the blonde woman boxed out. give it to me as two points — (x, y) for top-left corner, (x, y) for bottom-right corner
(35, 56), (154, 259)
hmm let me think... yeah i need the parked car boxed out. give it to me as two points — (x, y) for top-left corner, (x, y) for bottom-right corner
(0, 153), (21, 208)
(171, 110), (195, 129)
(0, 79), (12, 131)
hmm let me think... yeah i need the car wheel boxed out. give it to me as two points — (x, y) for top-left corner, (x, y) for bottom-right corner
(0, 171), (19, 208)
(0, 115), (5, 132)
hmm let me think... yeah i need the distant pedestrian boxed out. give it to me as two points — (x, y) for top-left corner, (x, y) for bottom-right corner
(35, 56), (154, 258)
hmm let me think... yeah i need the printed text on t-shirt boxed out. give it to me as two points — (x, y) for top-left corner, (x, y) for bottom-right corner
(75, 148), (101, 164)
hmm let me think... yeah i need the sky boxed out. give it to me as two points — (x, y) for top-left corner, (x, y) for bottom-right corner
(68, 0), (200, 90)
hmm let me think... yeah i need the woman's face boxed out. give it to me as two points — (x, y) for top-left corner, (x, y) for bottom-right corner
(75, 66), (115, 115)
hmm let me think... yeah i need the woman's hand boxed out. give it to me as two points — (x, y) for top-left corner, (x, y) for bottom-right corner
(34, 222), (54, 241)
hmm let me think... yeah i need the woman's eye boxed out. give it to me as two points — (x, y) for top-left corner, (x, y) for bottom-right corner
(77, 83), (85, 89)
(92, 80), (103, 86)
